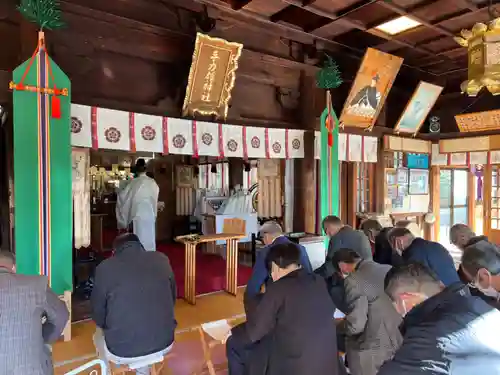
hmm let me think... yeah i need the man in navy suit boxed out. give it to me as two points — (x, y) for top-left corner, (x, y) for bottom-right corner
(245, 221), (312, 304)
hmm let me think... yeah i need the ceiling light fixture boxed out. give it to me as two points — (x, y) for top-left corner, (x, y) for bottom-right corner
(375, 16), (421, 35)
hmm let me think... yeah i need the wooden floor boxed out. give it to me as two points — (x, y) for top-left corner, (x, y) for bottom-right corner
(54, 288), (246, 375)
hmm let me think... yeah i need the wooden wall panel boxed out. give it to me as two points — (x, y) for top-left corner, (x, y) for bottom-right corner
(258, 159), (282, 218)
(439, 136), (490, 153)
(431, 166), (440, 242)
(176, 187), (195, 216)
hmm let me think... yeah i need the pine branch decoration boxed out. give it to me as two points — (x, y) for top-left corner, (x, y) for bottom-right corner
(18, 0), (65, 30)
(316, 55), (343, 90)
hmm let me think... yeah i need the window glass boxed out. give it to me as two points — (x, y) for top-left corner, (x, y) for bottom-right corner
(439, 207), (451, 244)
(439, 170), (452, 208)
(453, 170), (468, 206)
(453, 206), (468, 226)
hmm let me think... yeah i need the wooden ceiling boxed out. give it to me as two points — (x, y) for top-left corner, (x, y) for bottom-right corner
(207, 0), (498, 91)
(0, 0), (498, 134)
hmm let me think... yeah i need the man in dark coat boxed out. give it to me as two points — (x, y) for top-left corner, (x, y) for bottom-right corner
(244, 221), (312, 310)
(379, 263), (500, 374)
(227, 243), (338, 375)
(461, 240), (500, 309)
(91, 233), (177, 373)
(388, 227), (459, 286)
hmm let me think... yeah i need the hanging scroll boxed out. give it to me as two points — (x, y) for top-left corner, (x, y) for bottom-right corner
(182, 33), (243, 120)
(394, 82), (443, 135)
(339, 48), (403, 130)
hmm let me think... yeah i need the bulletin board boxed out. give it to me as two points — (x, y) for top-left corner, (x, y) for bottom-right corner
(385, 167), (430, 214)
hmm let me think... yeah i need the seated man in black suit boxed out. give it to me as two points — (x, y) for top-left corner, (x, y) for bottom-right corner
(227, 243), (339, 375)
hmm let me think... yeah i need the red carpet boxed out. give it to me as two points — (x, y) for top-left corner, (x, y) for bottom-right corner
(157, 243), (252, 298)
(102, 230), (252, 298)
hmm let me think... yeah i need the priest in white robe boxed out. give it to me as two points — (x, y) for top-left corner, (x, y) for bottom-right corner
(116, 159), (159, 251)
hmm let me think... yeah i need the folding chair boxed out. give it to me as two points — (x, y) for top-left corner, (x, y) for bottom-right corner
(192, 320), (232, 375)
(109, 352), (175, 375)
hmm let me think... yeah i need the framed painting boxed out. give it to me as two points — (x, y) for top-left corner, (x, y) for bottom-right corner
(176, 165), (194, 187)
(339, 48), (403, 130)
(394, 82), (443, 135)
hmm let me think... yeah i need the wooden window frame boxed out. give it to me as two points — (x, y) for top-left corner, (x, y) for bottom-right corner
(439, 168), (469, 226)
(356, 162), (375, 213)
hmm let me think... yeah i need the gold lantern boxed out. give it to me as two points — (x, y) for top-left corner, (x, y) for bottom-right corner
(454, 18), (500, 96)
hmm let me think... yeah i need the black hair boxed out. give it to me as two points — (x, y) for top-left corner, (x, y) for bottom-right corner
(360, 219), (383, 234)
(322, 215), (342, 228)
(113, 233), (144, 253)
(333, 248), (361, 265)
(265, 243), (301, 271)
(135, 158), (147, 173)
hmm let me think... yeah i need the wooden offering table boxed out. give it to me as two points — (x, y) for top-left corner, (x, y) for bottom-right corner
(175, 233), (245, 305)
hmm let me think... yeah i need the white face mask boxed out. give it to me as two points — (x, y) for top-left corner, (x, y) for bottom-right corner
(470, 271), (500, 300)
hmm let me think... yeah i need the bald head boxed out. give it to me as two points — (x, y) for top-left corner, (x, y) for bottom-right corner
(0, 251), (15, 272)
(450, 224), (475, 250)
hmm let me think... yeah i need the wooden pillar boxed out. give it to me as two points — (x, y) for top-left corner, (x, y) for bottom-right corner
(347, 163), (358, 228)
(375, 145), (385, 213)
(468, 170), (476, 232)
(431, 166), (440, 242)
(19, 18), (38, 61)
(484, 164), (492, 238)
(229, 158), (243, 190)
(294, 73), (318, 233)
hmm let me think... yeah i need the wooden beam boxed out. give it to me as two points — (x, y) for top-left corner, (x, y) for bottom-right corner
(377, 1), (455, 38)
(431, 166), (440, 241)
(281, 0), (450, 64)
(460, 0), (479, 11)
(417, 47), (466, 67)
(59, 0), (324, 82)
(374, 3), (490, 52)
(228, 0), (253, 10)
(191, 0), (440, 77)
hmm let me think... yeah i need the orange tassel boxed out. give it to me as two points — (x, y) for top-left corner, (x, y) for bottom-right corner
(327, 132), (333, 147)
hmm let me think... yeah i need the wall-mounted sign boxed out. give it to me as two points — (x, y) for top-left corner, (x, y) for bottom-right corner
(339, 48), (403, 130)
(455, 109), (500, 133)
(394, 81), (443, 135)
(182, 33), (243, 120)
(406, 153), (429, 169)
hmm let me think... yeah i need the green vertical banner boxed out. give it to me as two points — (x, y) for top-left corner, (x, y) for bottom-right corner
(320, 105), (339, 233)
(12, 32), (72, 295)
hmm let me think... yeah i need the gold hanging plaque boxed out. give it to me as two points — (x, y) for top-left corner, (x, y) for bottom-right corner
(455, 109), (500, 132)
(182, 33), (243, 120)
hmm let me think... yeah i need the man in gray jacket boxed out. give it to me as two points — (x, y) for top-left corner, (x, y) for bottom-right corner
(335, 249), (402, 375)
(0, 250), (69, 375)
(316, 216), (372, 312)
(317, 216), (372, 278)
